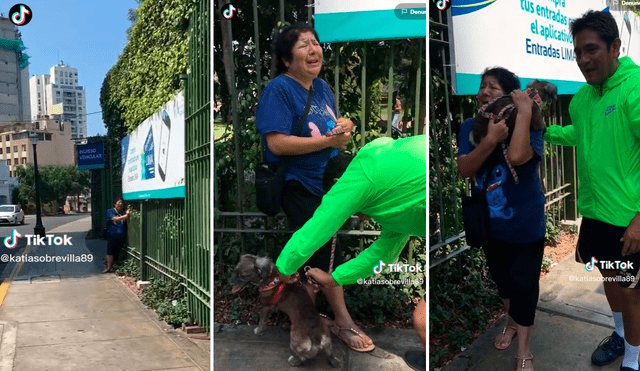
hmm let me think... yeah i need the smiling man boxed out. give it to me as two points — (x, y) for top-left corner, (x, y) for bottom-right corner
(544, 10), (640, 371)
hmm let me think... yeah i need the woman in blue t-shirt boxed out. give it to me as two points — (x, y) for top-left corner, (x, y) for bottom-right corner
(457, 67), (546, 371)
(255, 23), (374, 352)
(104, 198), (130, 273)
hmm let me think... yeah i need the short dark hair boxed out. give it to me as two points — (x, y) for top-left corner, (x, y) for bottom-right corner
(323, 152), (355, 192)
(272, 23), (320, 75)
(570, 10), (619, 49)
(480, 67), (521, 94)
(113, 198), (124, 207)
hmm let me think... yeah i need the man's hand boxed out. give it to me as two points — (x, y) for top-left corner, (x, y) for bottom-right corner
(276, 267), (300, 284)
(306, 268), (338, 289)
(621, 213), (640, 256)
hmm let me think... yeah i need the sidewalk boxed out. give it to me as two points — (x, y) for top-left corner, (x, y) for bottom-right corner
(0, 216), (210, 371)
(444, 248), (625, 371)
(214, 322), (425, 371)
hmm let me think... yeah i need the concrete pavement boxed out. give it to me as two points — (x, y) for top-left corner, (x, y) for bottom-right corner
(213, 322), (425, 371)
(444, 248), (628, 371)
(0, 216), (210, 371)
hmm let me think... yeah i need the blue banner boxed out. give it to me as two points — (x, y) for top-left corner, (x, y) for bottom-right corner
(77, 142), (104, 170)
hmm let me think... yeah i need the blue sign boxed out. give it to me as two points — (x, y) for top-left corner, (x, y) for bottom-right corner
(77, 142), (104, 170)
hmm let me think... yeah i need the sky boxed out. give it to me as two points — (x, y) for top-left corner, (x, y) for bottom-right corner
(7, 0), (140, 137)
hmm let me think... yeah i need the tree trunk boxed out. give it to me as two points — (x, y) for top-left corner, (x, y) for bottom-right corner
(219, 0), (235, 120)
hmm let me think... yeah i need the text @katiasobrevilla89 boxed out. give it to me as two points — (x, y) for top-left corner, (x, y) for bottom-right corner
(568, 275), (635, 283)
(357, 278), (424, 286)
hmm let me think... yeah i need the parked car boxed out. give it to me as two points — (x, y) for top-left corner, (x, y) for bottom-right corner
(0, 205), (25, 225)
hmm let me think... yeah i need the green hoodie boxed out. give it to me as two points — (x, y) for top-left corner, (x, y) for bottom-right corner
(275, 135), (427, 286)
(544, 57), (640, 227)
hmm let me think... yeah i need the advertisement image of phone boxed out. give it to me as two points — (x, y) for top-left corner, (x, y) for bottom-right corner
(158, 110), (171, 182)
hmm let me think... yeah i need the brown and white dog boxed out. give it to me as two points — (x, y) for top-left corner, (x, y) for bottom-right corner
(230, 254), (340, 368)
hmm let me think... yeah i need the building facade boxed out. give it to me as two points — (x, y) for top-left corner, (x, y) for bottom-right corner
(29, 62), (87, 139)
(0, 17), (31, 124)
(0, 117), (74, 177)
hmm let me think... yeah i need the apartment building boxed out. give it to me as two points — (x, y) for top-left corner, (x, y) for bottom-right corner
(0, 116), (74, 177)
(30, 62), (87, 139)
(0, 16), (31, 124)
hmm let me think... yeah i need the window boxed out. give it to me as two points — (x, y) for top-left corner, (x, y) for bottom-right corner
(37, 79), (40, 84)
(13, 146), (17, 153)
(6, 160), (10, 166)
(9, 171), (11, 177)
(13, 158), (17, 165)
(5, 135), (8, 141)
(0, 148), (3, 154)
(37, 93), (41, 98)
(21, 145), (26, 152)
(45, 134), (52, 141)
(56, 91), (60, 95)
(21, 158), (26, 164)
(5, 147), (9, 154)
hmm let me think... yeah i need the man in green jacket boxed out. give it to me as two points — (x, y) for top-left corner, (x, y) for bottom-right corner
(544, 11), (640, 371)
(275, 135), (426, 366)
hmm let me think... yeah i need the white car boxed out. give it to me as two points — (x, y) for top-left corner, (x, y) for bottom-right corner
(0, 205), (24, 225)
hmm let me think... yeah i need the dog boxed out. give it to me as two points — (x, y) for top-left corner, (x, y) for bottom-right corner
(470, 79), (558, 147)
(230, 254), (341, 368)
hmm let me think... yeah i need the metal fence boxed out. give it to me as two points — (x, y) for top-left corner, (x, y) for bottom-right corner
(214, 2), (426, 260)
(428, 8), (578, 269)
(122, 0), (210, 332)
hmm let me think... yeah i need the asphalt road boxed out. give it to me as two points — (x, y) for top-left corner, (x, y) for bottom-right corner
(0, 213), (90, 281)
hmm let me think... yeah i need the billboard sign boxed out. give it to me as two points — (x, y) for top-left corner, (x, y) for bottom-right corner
(449, 0), (640, 95)
(77, 142), (104, 170)
(121, 92), (185, 200)
(315, 1), (426, 43)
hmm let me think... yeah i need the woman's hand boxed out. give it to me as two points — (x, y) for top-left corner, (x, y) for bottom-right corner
(306, 268), (338, 289)
(510, 90), (533, 118)
(336, 117), (355, 133)
(485, 119), (509, 145)
(328, 131), (351, 149)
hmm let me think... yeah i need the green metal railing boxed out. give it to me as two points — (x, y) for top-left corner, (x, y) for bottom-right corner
(122, 0), (210, 332)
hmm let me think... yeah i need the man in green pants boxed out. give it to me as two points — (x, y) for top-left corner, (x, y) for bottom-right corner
(544, 10), (640, 371)
(275, 134), (426, 370)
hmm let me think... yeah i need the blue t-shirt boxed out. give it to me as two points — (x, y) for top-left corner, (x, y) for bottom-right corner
(458, 118), (546, 243)
(106, 208), (126, 238)
(256, 74), (339, 196)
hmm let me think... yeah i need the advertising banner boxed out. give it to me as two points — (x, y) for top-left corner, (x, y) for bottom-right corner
(449, 0), (640, 95)
(77, 142), (104, 170)
(121, 92), (184, 200)
(315, 0), (426, 43)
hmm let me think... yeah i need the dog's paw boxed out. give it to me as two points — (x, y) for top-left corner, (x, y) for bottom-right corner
(288, 355), (303, 367)
(254, 327), (265, 335)
(328, 356), (341, 369)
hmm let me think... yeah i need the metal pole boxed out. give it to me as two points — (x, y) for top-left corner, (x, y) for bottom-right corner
(32, 139), (45, 237)
(414, 39), (423, 136)
(386, 42), (395, 137)
(279, 0), (285, 23)
(360, 45), (366, 149)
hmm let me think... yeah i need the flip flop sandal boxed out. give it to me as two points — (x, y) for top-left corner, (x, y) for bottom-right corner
(495, 326), (517, 350)
(515, 353), (533, 371)
(331, 323), (375, 353)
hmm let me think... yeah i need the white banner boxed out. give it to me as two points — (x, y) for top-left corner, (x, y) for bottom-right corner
(449, 0), (640, 95)
(121, 92), (185, 200)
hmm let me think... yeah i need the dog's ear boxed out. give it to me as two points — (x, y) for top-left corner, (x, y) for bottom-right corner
(254, 256), (273, 279)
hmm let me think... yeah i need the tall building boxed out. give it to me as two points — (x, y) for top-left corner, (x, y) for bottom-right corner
(30, 62), (87, 139)
(0, 17), (31, 125)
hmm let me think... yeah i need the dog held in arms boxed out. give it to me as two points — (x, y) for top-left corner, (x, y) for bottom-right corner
(230, 254), (341, 368)
(470, 79), (558, 148)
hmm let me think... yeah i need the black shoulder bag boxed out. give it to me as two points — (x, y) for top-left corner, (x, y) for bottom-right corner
(461, 181), (491, 248)
(255, 85), (314, 216)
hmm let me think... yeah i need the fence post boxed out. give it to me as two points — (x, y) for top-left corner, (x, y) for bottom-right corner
(140, 200), (147, 281)
(560, 97), (578, 220)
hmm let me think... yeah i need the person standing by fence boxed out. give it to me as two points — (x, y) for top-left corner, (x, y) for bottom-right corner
(544, 11), (640, 371)
(104, 198), (130, 273)
(457, 67), (546, 371)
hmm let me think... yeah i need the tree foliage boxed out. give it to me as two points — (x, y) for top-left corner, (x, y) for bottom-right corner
(100, 0), (196, 149)
(14, 164), (90, 208)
